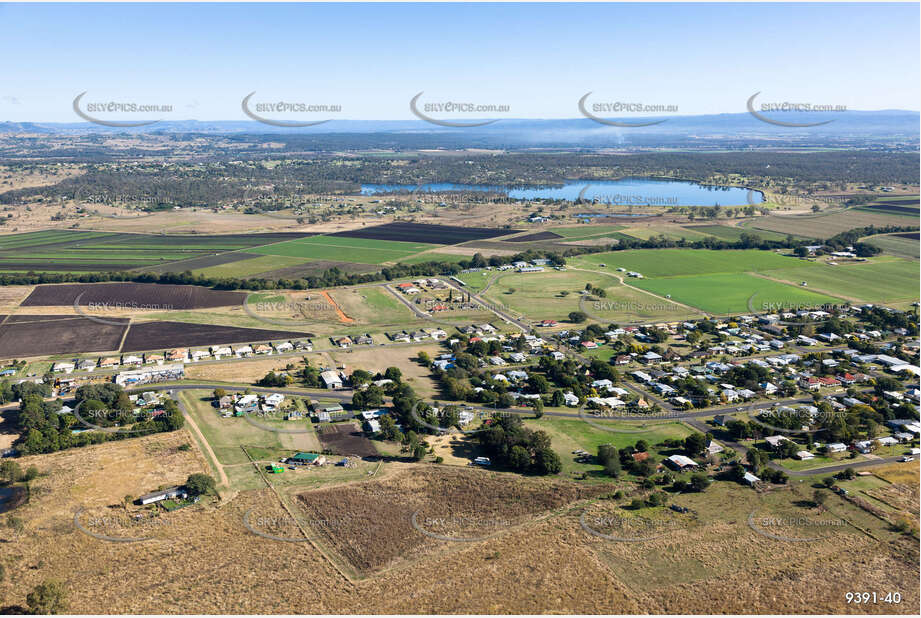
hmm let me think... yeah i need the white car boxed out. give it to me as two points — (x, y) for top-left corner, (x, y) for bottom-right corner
(899, 455), (914, 462)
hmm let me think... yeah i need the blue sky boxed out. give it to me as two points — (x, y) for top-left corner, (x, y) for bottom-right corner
(1, 2), (918, 121)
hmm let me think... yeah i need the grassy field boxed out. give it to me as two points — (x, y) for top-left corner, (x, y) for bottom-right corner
(631, 272), (840, 314)
(480, 269), (694, 323)
(193, 254), (311, 277)
(863, 232), (919, 260)
(248, 235), (437, 264)
(570, 248), (803, 278)
(757, 258), (919, 305)
(682, 224), (791, 242)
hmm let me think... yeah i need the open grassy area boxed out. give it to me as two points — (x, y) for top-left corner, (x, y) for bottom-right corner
(682, 224), (791, 242)
(757, 258), (919, 305)
(569, 248), (803, 278)
(248, 234), (437, 264)
(524, 416), (694, 476)
(863, 232), (919, 260)
(741, 207), (916, 238)
(631, 272), (840, 314)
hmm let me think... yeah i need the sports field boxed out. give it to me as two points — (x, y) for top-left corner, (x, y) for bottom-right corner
(248, 234), (437, 264)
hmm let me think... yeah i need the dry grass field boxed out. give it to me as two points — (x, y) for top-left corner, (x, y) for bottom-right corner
(1, 430), (918, 614)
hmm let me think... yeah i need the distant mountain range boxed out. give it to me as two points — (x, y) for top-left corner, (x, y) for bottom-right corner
(1, 111), (917, 149)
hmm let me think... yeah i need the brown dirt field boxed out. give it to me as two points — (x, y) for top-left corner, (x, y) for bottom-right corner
(21, 282), (246, 309)
(316, 422), (378, 458)
(121, 321), (307, 353)
(294, 465), (607, 575)
(0, 314), (128, 359)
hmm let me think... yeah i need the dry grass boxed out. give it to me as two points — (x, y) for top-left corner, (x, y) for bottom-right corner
(294, 465), (608, 575)
(872, 462), (920, 485)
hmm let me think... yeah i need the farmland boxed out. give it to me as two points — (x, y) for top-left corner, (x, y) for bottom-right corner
(740, 207), (916, 238)
(21, 282), (246, 309)
(121, 321), (308, 352)
(0, 314), (128, 358)
(756, 258), (919, 305)
(248, 235), (438, 264)
(569, 248), (805, 278)
(863, 232), (920, 259)
(328, 221), (517, 244)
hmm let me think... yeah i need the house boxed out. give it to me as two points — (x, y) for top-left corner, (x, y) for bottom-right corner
(99, 357), (120, 369)
(210, 346), (232, 359)
(321, 370), (344, 390)
(563, 392), (580, 407)
(666, 454), (698, 470)
(827, 442), (847, 453)
(796, 450), (815, 460)
(581, 341), (599, 350)
(78, 359), (97, 371)
(356, 334), (373, 345)
(641, 351), (663, 364)
(743, 472), (760, 486)
(713, 414), (729, 426)
(335, 336), (353, 349)
(264, 393), (285, 409)
(165, 349), (187, 362)
(539, 320), (559, 328)
(137, 486), (185, 506)
(253, 344), (272, 355)
(234, 394), (259, 414)
(289, 452), (326, 466)
(706, 441), (724, 455)
(765, 435), (791, 449)
(275, 341), (294, 353)
(613, 355), (631, 365)
(122, 355), (143, 367)
(52, 361), (75, 374)
(218, 395), (233, 409)
(190, 349), (210, 361)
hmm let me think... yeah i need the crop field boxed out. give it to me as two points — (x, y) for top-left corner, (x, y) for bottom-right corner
(0, 230), (310, 273)
(570, 248), (802, 278)
(121, 320), (308, 352)
(681, 224), (790, 242)
(863, 232), (919, 259)
(294, 465), (606, 574)
(504, 231), (564, 242)
(21, 282), (246, 308)
(620, 225), (714, 241)
(0, 314), (128, 358)
(248, 234), (438, 264)
(631, 272), (840, 314)
(757, 258), (919, 305)
(741, 207), (916, 238)
(329, 221), (517, 244)
(191, 254), (311, 278)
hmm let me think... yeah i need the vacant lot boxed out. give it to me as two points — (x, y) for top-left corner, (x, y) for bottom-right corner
(329, 221), (517, 244)
(21, 282), (246, 309)
(294, 465), (606, 574)
(121, 321), (306, 352)
(0, 314), (128, 358)
(316, 422), (378, 458)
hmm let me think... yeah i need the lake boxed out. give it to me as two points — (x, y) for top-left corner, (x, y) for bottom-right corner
(361, 178), (761, 207)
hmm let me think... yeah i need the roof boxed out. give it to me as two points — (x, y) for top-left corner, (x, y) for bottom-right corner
(291, 452), (320, 462)
(668, 454), (697, 468)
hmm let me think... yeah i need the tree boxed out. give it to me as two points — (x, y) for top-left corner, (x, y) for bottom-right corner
(689, 473), (709, 492)
(683, 433), (707, 457)
(26, 580), (68, 615)
(533, 447), (562, 475)
(412, 443), (427, 461)
(568, 311), (587, 324)
(813, 489), (827, 507)
(212, 388), (226, 400)
(185, 473), (216, 496)
(509, 445), (531, 471)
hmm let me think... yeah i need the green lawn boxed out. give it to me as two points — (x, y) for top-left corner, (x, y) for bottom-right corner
(863, 233), (919, 260)
(248, 235), (437, 264)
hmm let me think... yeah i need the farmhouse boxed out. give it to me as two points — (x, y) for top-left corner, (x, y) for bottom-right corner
(666, 454), (698, 470)
(137, 486), (185, 506)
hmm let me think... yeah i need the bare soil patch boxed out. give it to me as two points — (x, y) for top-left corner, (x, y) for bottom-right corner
(0, 314), (128, 359)
(121, 321), (307, 353)
(316, 422), (378, 458)
(329, 222), (518, 244)
(22, 282), (246, 309)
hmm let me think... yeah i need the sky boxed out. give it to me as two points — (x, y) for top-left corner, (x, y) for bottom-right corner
(1, 2), (918, 122)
